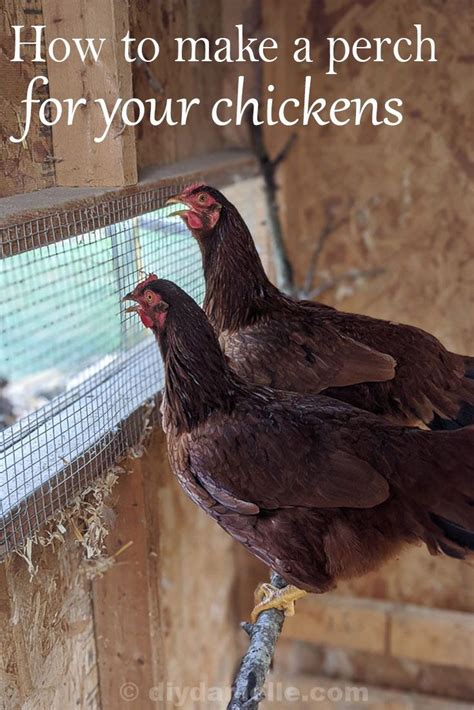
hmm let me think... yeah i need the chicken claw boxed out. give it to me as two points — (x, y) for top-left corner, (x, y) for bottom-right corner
(251, 582), (308, 623)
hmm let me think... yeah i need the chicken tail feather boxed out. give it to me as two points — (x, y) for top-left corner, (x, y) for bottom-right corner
(456, 357), (474, 426)
(429, 356), (474, 430)
(437, 540), (467, 560)
(430, 512), (474, 554)
(427, 398), (474, 554)
(456, 399), (474, 427)
(462, 355), (474, 379)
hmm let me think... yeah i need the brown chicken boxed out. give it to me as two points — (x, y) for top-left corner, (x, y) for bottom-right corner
(124, 277), (474, 620)
(166, 185), (474, 430)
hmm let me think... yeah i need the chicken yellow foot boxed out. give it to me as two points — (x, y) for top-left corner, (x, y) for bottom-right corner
(251, 582), (308, 623)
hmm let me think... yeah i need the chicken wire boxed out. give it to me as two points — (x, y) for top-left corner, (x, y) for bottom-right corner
(0, 185), (204, 557)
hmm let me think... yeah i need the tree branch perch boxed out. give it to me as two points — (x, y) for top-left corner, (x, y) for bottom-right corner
(227, 571), (288, 710)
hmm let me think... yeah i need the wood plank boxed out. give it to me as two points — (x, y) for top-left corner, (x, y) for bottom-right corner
(42, 0), (137, 187)
(272, 635), (474, 703)
(336, 544), (474, 616)
(390, 604), (474, 671)
(282, 594), (474, 670)
(92, 428), (240, 709)
(220, 0), (261, 149)
(283, 594), (389, 656)
(92, 453), (164, 710)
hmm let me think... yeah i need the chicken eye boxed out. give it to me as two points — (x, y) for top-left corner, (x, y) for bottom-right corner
(198, 193), (207, 204)
(144, 291), (154, 303)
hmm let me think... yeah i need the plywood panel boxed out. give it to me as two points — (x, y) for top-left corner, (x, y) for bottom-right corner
(262, 0), (474, 355)
(0, 540), (99, 709)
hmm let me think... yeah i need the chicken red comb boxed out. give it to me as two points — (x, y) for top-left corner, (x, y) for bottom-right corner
(181, 182), (205, 195)
(134, 273), (158, 291)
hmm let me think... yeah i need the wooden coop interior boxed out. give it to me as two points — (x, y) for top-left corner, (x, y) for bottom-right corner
(1, 1), (473, 709)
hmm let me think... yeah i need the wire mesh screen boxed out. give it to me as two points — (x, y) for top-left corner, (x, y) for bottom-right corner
(0, 185), (204, 557)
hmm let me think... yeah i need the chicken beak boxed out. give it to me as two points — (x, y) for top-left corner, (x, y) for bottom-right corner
(165, 194), (190, 219)
(165, 194), (182, 206)
(122, 293), (139, 313)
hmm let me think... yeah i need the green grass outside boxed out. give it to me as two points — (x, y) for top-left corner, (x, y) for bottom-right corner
(0, 213), (204, 381)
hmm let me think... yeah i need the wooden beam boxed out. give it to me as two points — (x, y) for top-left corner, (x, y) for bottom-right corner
(390, 604), (474, 670)
(42, 0), (137, 187)
(0, 149), (258, 236)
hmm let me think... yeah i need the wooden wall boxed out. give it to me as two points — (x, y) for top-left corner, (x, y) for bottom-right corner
(262, 0), (474, 350)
